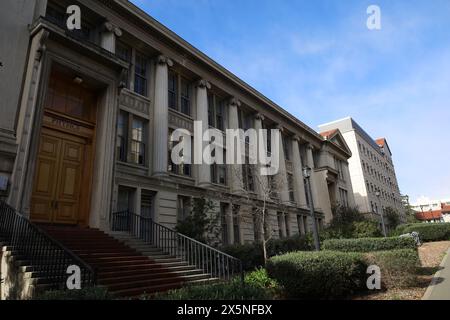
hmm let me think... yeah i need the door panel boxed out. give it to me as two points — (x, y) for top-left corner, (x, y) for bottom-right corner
(31, 130), (87, 224)
(30, 135), (61, 222)
(54, 139), (85, 224)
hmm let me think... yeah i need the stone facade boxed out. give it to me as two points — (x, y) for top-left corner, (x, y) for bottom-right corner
(0, 0), (355, 246)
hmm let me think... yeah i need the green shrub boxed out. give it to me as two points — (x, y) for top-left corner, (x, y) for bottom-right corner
(322, 236), (416, 252)
(266, 251), (367, 299)
(244, 268), (281, 297)
(35, 287), (113, 300)
(352, 221), (383, 238)
(153, 278), (273, 300)
(364, 249), (420, 289)
(393, 223), (450, 242)
(222, 234), (314, 271)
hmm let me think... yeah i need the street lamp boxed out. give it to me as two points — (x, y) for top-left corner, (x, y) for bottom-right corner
(375, 191), (387, 237)
(303, 166), (321, 251)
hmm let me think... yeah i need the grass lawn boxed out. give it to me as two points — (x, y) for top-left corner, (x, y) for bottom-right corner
(353, 241), (450, 300)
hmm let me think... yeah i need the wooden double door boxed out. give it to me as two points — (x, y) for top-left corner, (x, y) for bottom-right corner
(31, 127), (91, 225)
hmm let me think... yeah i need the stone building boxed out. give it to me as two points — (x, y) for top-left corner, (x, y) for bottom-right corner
(0, 0), (356, 246)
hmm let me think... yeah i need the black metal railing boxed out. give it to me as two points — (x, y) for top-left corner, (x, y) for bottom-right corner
(0, 201), (96, 289)
(111, 211), (243, 281)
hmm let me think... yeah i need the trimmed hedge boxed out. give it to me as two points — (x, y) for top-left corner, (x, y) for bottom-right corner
(266, 251), (367, 299)
(394, 223), (450, 242)
(222, 235), (314, 271)
(364, 249), (420, 289)
(153, 277), (273, 300)
(322, 236), (416, 252)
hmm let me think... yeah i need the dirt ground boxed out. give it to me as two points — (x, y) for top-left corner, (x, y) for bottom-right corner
(353, 241), (450, 300)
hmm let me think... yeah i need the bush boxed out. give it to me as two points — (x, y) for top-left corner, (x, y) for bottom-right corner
(322, 236), (416, 252)
(352, 221), (383, 238)
(35, 287), (113, 300)
(222, 234), (314, 271)
(153, 277), (273, 300)
(244, 268), (281, 297)
(393, 223), (450, 242)
(266, 251), (367, 299)
(364, 249), (420, 289)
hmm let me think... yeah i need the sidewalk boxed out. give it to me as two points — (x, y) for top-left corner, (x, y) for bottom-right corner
(423, 249), (450, 300)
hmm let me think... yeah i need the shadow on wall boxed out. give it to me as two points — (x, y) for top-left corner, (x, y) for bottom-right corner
(1, 247), (36, 300)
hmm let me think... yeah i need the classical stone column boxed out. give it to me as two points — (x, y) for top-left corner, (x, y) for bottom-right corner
(100, 22), (122, 53)
(306, 143), (320, 209)
(196, 79), (211, 187)
(276, 125), (290, 204)
(152, 55), (173, 177)
(291, 136), (308, 208)
(253, 113), (268, 199)
(228, 98), (244, 194)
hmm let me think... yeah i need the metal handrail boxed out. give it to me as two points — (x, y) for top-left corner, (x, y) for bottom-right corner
(0, 201), (96, 289)
(111, 211), (243, 281)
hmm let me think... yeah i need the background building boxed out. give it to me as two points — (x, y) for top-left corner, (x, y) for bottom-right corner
(318, 117), (405, 224)
(412, 197), (450, 223)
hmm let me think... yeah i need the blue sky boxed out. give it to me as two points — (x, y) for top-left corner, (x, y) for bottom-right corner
(131, 0), (450, 203)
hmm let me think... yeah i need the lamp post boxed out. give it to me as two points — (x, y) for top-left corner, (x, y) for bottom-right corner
(303, 166), (320, 251)
(375, 191), (387, 237)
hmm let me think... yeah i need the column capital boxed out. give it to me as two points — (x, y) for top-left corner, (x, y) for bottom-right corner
(228, 97), (241, 108)
(157, 55), (174, 67)
(102, 21), (122, 37)
(275, 124), (285, 133)
(197, 79), (211, 90)
(306, 143), (314, 150)
(292, 135), (301, 142)
(254, 113), (265, 121)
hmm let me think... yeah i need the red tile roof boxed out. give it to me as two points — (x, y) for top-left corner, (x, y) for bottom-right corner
(375, 138), (386, 147)
(319, 129), (338, 139)
(415, 210), (443, 221)
(441, 204), (450, 213)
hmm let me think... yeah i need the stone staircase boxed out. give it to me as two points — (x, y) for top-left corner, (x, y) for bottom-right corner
(41, 225), (217, 297)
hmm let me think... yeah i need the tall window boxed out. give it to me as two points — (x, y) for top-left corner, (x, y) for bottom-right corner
(134, 52), (147, 96)
(243, 162), (255, 192)
(284, 213), (290, 237)
(117, 111), (128, 162)
(141, 190), (155, 219)
(131, 118), (145, 165)
(168, 129), (192, 176)
(304, 178), (311, 207)
(287, 174), (295, 202)
(233, 205), (240, 244)
(211, 149), (227, 185)
(339, 188), (349, 207)
(253, 208), (261, 242)
(208, 93), (225, 131)
(177, 196), (191, 221)
(277, 212), (284, 238)
(117, 111), (147, 166)
(220, 203), (229, 245)
(168, 71), (192, 116)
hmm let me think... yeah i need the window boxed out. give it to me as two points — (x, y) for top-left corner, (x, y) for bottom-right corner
(243, 161), (255, 192)
(297, 215), (304, 235)
(168, 129), (192, 176)
(335, 158), (344, 180)
(168, 71), (192, 116)
(287, 174), (295, 202)
(252, 208), (261, 242)
(211, 149), (227, 185)
(220, 203), (229, 245)
(303, 216), (309, 234)
(134, 52), (148, 96)
(117, 186), (135, 213)
(117, 112), (147, 166)
(141, 190), (155, 219)
(131, 118), (145, 165)
(116, 41), (131, 88)
(208, 93), (225, 131)
(284, 213), (290, 237)
(177, 196), (191, 221)
(117, 111), (128, 162)
(339, 188), (349, 207)
(304, 178), (311, 207)
(277, 212), (284, 238)
(233, 205), (241, 244)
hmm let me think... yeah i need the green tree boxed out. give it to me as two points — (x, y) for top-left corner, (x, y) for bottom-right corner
(384, 207), (401, 229)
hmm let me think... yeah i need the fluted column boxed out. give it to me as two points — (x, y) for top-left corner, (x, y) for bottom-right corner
(276, 125), (290, 204)
(253, 113), (269, 199)
(152, 55), (173, 177)
(228, 98), (244, 194)
(291, 136), (307, 208)
(196, 79), (211, 187)
(306, 143), (320, 209)
(100, 22), (122, 53)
